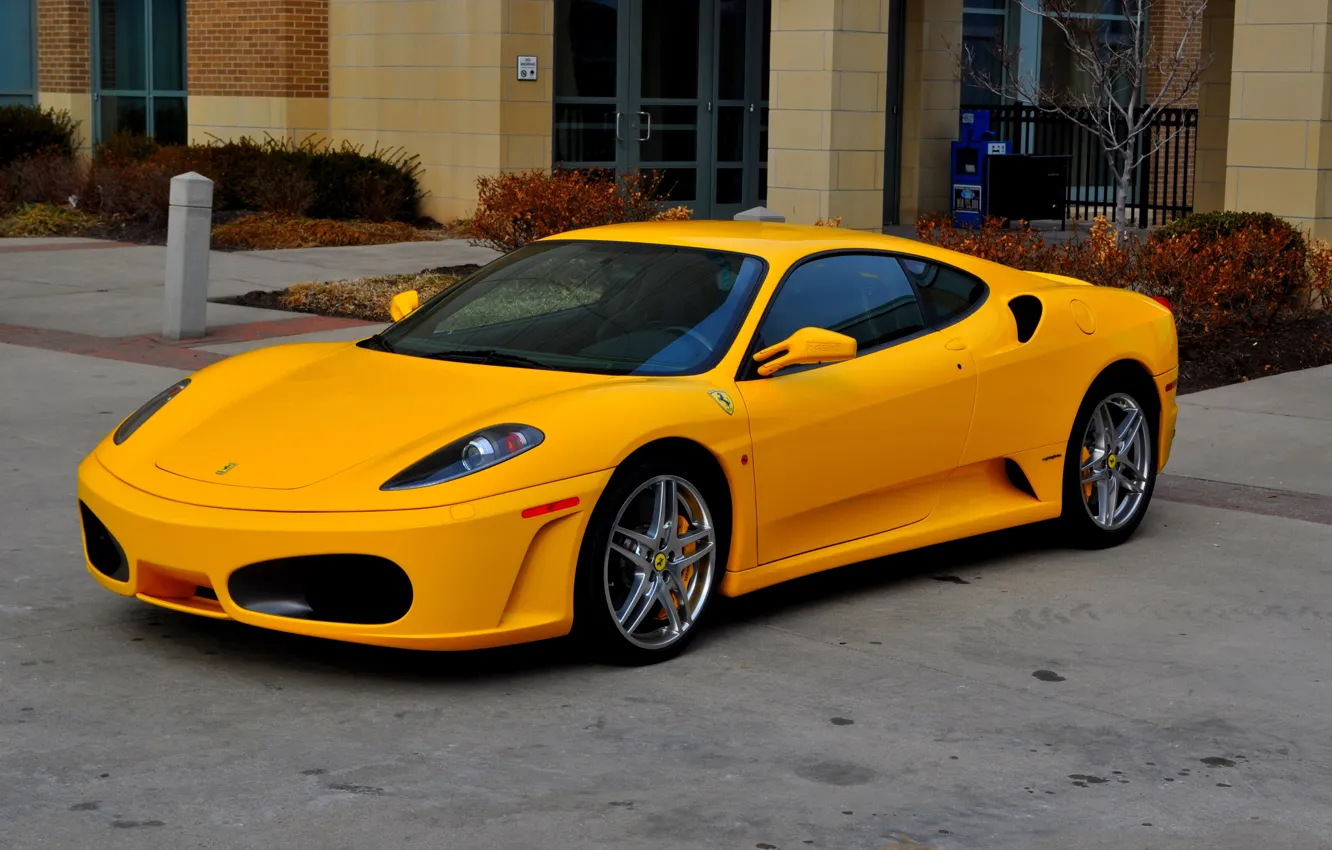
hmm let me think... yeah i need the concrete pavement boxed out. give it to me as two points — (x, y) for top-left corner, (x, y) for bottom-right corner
(2, 333), (1332, 848)
(1, 237), (499, 337)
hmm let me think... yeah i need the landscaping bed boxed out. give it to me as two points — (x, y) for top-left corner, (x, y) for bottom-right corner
(1179, 313), (1332, 394)
(214, 265), (483, 321)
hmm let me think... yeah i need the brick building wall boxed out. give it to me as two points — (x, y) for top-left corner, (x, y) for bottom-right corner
(187, 0), (329, 98)
(1146, 0), (1205, 108)
(36, 0), (90, 93)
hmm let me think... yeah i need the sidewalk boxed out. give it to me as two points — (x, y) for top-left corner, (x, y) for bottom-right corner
(0, 236), (499, 338)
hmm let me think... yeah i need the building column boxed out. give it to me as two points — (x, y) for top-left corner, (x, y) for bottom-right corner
(898, 0), (962, 225)
(1224, 0), (1332, 240)
(36, 0), (93, 151)
(327, 0), (552, 223)
(1193, 0), (1235, 213)
(766, 0), (891, 230)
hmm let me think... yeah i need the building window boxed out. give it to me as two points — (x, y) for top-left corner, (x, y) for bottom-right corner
(0, 0), (37, 105)
(962, 0), (1007, 106)
(93, 0), (187, 144)
(962, 0), (1141, 106)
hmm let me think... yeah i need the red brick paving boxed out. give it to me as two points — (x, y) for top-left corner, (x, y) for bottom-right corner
(0, 316), (374, 370)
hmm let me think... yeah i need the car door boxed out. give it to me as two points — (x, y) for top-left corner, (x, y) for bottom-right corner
(736, 252), (980, 565)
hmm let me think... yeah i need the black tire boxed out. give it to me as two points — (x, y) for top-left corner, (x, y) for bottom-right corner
(573, 455), (730, 665)
(1059, 372), (1159, 549)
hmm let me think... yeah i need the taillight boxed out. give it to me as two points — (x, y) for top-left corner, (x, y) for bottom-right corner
(1151, 296), (1172, 311)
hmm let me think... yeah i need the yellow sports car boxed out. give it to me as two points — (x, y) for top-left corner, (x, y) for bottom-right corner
(78, 222), (1178, 662)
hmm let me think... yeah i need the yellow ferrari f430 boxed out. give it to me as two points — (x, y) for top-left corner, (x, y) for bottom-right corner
(78, 222), (1178, 662)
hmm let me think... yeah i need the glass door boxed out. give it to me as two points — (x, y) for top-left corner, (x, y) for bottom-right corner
(93, 0), (187, 144)
(553, 0), (769, 219)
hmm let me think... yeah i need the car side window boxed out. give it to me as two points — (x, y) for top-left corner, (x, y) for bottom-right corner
(755, 254), (927, 356)
(898, 257), (987, 326)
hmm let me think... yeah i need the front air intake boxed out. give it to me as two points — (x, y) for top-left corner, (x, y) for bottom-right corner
(228, 555), (413, 625)
(79, 502), (129, 582)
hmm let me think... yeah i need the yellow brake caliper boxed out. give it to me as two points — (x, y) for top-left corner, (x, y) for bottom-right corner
(656, 515), (697, 620)
(1081, 446), (1094, 500)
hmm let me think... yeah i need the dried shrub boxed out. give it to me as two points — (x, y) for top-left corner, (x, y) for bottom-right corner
(468, 168), (691, 253)
(653, 204), (694, 222)
(0, 152), (87, 208)
(94, 129), (160, 164)
(245, 156), (316, 216)
(278, 272), (464, 321)
(86, 159), (176, 228)
(0, 203), (94, 237)
(916, 212), (1329, 344)
(0, 104), (80, 169)
(813, 217), (843, 227)
(210, 213), (429, 251)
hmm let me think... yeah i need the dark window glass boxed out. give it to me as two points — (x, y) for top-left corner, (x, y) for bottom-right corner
(151, 0), (185, 91)
(554, 103), (619, 163)
(898, 258), (987, 325)
(153, 95), (187, 144)
(716, 167), (743, 204)
(381, 241), (767, 376)
(655, 167), (697, 202)
(716, 106), (744, 162)
(638, 104), (698, 163)
(641, 0), (698, 99)
(99, 94), (148, 138)
(757, 254), (926, 356)
(717, 0), (746, 101)
(99, 0), (147, 91)
(555, 0), (619, 98)
(0, 0), (35, 98)
(962, 11), (1004, 106)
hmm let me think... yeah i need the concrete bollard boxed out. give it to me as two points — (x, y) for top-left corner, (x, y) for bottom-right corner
(163, 172), (214, 340)
(733, 205), (785, 223)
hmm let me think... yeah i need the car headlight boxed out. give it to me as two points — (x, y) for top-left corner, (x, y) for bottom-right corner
(381, 424), (544, 491)
(113, 379), (191, 445)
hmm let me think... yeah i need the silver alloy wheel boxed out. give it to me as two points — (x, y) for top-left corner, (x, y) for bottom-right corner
(603, 475), (717, 651)
(1079, 392), (1152, 531)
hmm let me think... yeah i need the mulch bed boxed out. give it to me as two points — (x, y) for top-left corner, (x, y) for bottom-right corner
(1178, 313), (1332, 394)
(214, 264), (484, 319)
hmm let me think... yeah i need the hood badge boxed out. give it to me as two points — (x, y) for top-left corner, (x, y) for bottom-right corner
(708, 390), (735, 416)
(216, 462), (238, 476)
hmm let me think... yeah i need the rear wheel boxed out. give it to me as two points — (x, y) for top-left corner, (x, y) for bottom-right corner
(1060, 381), (1157, 548)
(574, 459), (727, 664)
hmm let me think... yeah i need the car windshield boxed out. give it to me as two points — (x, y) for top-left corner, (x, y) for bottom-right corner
(377, 240), (766, 376)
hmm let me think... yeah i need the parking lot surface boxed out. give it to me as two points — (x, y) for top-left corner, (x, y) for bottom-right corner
(3, 344), (1331, 850)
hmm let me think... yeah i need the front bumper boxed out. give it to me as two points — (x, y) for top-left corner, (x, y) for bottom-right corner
(77, 455), (613, 650)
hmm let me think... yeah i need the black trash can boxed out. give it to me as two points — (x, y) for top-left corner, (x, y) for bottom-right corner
(986, 154), (1070, 228)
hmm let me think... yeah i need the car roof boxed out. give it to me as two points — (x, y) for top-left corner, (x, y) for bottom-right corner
(545, 220), (1068, 298)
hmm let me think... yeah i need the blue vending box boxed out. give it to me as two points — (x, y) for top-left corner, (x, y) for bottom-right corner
(951, 110), (1008, 227)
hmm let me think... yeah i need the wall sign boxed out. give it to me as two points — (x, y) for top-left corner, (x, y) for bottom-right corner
(953, 184), (982, 214)
(517, 55), (538, 81)
(987, 141), (1007, 155)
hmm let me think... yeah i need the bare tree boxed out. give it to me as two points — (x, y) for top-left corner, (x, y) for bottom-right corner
(962, 0), (1211, 234)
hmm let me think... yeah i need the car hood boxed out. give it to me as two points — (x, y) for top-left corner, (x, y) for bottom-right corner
(153, 344), (610, 490)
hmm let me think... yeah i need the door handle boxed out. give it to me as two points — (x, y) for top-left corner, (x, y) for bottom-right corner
(615, 112), (623, 141)
(638, 110), (651, 142)
(945, 338), (967, 351)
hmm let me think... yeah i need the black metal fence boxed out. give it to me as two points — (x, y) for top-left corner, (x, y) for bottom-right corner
(963, 104), (1199, 228)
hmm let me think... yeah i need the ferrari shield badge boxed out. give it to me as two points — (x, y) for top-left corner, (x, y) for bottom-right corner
(215, 462), (238, 476)
(708, 390), (735, 415)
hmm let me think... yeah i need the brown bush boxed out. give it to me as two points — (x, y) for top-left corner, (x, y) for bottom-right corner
(86, 159), (176, 228)
(916, 213), (1328, 343)
(468, 168), (693, 253)
(245, 156), (316, 216)
(0, 152), (87, 209)
(210, 213), (429, 251)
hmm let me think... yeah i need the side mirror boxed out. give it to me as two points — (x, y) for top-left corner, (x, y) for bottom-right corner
(389, 289), (420, 322)
(752, 327), (857, 377)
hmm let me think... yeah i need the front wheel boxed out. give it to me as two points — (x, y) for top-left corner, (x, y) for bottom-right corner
(1059, 384), (1157, 548)
(574, 460), (728, 664)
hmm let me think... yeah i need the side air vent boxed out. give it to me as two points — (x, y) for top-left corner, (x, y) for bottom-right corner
(1004, 459), (1037, 499)
(1009, 295), (1043, 343)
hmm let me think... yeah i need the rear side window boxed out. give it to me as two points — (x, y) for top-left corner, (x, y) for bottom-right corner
(898, 258), (987, 326)
(756, 254), (927, 354)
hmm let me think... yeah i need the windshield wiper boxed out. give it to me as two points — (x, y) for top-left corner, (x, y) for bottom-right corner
(360, 333), (396, 353)
(422, 348), (555, 370)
